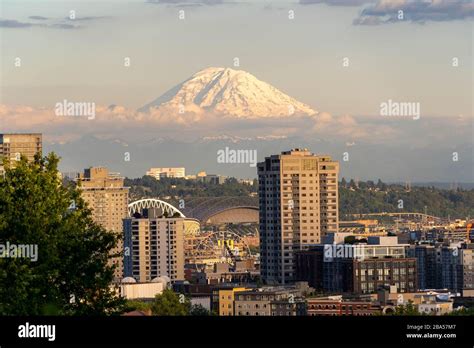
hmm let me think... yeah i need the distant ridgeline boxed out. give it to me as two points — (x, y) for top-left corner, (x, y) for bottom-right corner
(125, 177), (474, 219)
(339, 179), (474, 220)
(124, 176), (257, 202)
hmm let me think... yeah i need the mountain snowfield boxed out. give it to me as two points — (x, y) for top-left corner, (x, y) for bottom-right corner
(138, 67), (317, 118)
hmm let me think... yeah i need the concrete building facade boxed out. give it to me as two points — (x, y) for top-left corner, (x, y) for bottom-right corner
(296, 235), (417, 294)
(258, 148), (339, 284)
(0, 133), (42, 173)
(211, 286), (249, 316)
(123, 209), (193, 282)
(408, 242), (474, 292)
(78, 167), (129, 280)
(234, 289), (293, 316)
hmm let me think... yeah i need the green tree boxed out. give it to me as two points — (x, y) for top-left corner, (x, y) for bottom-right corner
(151, 289), (190, 316)
(123, 300), (152, 313)
(376, 179), (387, 191)
(391, 301), (420, 316)
(338, 181), (474, 219)
(340, 177), (347, 188)
(0, 153), (125, 315)
(189, 304), (210, 316)
(444, 307), (474, 316)
(349, 179), (356, 189)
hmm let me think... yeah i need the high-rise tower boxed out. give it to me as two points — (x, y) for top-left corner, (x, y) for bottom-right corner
(258, 148), (339, 284)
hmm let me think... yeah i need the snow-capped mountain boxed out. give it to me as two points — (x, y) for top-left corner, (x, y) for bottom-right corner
(138, 67), (317, 118)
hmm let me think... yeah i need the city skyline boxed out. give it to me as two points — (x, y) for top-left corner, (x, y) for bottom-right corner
(0, 1), (473, 343)
(0, 131), (473, 326)
(1, 0), (472, 182)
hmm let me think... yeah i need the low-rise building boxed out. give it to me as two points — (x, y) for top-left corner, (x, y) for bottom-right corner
(417, 301), (453, 316)
(211, 286), (250, 316)
(146, 167), (185, 180)
(194, 262), (259, 285)
(306, 297), (381, 316)
(197, 174), (227, 185)
(376, 286), (455, 315)
(234, 289), (289, 316)
(234, 283), (311, 316)
(271, 299), (306, 316)
(118, 277), (166, 300)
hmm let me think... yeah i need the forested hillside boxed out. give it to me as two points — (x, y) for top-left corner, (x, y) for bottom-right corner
(125, 176), (474, 219)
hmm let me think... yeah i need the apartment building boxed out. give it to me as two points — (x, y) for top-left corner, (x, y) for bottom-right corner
(258, 148), (339, 284)
(211, 286), (250, 316)
(295, 235), (417, 294)
(408, 242), (474, 292)
(234, 289), (292, 316)
(0, 133), (42, 173)
(123, 206), (197, 282)
(78, 167), (129, 280)
(234, 283), (311, 316)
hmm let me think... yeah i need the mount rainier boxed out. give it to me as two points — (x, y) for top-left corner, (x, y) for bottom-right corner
(138, 67), (317, 118)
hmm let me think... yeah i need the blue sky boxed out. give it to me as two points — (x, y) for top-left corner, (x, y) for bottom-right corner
(0, 0), (472, 181)
(1, 0), (472, 116)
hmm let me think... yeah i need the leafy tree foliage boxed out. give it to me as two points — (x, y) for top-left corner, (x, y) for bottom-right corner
(339, 180), (474, 219)
(123, 300), (152, 313)
(189, 304), (211, 316)
(389, 302), (420, 316)
(150, 289), (190, 316)
(125, 176), (256, 201)
(0, 153), (124, 315)
(125, 298), (211, 316)
(445, 307), (474, 316)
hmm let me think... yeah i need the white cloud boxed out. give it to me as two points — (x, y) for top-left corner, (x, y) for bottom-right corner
(0, 103), (470, 147)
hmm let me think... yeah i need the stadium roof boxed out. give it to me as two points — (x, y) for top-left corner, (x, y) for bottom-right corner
(182, 196), (258, 223)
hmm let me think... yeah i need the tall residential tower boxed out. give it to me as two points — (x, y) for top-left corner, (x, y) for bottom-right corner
(258, 148), (339, 284)
(78, 167), (129, 281)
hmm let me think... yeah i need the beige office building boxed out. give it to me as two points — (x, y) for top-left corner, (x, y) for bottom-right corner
(78, 167), (129, 280)
(146, 167), (185, 180)
(0, 133), (42, 173)
(258, 148), (339, 284)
